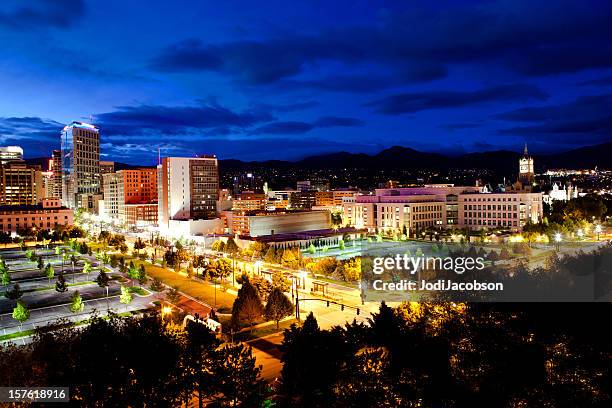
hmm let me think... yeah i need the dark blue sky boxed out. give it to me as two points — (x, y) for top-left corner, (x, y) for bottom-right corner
(1, 0), (611, 164)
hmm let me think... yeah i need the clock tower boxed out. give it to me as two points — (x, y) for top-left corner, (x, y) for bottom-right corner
(518, 143), (534, 184)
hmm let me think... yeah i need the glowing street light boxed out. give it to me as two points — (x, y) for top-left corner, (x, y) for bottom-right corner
(595, 224), (602, 241)
(161, 305), (173, 324)
(554, 233), (562, 251)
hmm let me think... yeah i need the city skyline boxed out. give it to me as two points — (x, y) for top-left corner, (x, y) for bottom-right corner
(0, 0), (612, 163)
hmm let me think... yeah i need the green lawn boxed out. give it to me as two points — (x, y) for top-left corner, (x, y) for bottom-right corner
(131, 259), (236, 311)
(0, 329), (36, 341)
(128, 286), (150, 296)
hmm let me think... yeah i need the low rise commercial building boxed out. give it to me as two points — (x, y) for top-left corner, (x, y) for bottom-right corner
(222, 209), (331, 237)
(0, 198), (73, 234)
(343, 185), (543, 235)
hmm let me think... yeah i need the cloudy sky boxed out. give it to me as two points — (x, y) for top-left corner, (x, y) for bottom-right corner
(0, 0), (611, 164)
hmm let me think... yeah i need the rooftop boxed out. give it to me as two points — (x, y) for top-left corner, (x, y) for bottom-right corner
(0, 203), (68, 212)
(242, 227), (365, 243)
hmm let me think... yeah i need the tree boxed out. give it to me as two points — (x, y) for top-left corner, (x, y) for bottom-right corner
(150, 277), (164, 292)
(134, 237), (146, 254)
(231, 278), (264, 330)
(70, 291), (85, 313)
(83, 261), (93, 279)
(186, 263), (194, 280)
(110, 254), (118, 268)
(119, 285), (132, 309)
(12, 300), (29, 329)
(250, 275), (272, 301)
(338, 239), (345, 251)
(263, 246), (277, 263)
(211, 240), (225, 252)
(211, 344), (265, 407)
(55, 273), (68, 293)
(96, 271), (110, 309)
(44, 263), (55, 284)
(137, 265), (147, 287)
(271, 270), (291, 292)
(265, 288), (294, 329)
(1, 268), (10, 286)
(192, 255), (206, 276)
(4, 283), (22, 300)
(224, 237), (239, 255)
(166, 286), (181, 304)
(280, 248), (297, 268)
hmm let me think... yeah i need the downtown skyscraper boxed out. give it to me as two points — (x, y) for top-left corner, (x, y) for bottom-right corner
(61, 121), (101, 210)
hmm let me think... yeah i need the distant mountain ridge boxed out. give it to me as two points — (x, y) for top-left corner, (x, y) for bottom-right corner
(220, 142), (612, 172)
(25, 142), (612, 172)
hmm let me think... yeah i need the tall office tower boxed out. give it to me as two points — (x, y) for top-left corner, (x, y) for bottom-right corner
(51, 150), (62, 198)
(157, 156), (219, 228)
(0, 146), (24, 164)
(0, 161), (43, 205)
(61, 121), (101, 210)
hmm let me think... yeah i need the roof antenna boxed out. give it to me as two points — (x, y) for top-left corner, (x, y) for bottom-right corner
(158, 147), (161, 165)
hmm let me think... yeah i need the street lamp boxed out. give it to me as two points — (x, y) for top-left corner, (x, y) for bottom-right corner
(554, 233), (562, 251)
(161, 305), (172, 324)
(595, 225), (602, 241)
(300, 271), (307, 291)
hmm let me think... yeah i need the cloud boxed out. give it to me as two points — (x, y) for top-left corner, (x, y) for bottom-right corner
(439, 123), (482, 131)
(94, 101), (274, 136)
(0, 116), (64, 157)
(495, 94), (612, 143)
(149, 0), (612, 87)
(0, 0), (85, 29)
(251, 116), (363, 135)
(314, 116), (364, 127)
(150, 30), (448, 86)
(366, 84), (547, 114)
(579, 75), (612, 87)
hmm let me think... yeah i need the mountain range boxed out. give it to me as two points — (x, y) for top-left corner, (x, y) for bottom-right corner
(219, 142), (612, 172)
(25, 142), (612, 172)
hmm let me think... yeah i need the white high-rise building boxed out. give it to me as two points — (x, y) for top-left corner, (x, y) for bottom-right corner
(157, 156), (220, 234)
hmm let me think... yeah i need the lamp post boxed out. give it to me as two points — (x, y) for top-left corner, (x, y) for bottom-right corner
(554, 233), (562, 251)
(293, 276), (300, 320)
(161, 305), (172, 324)
(595, 225), (602, 241)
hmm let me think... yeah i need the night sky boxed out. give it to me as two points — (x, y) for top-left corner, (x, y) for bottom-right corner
(1, 0), (612, 164)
